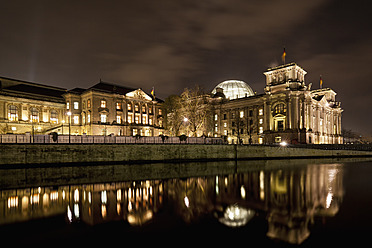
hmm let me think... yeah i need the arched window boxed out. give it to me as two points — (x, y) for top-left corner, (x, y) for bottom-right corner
(8, 105), (18, 121)
(30, 107), (39, 122)
(273, 103), (286, 115)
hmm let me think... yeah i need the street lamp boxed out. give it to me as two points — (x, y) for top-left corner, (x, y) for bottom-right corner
(183, 117), (189, 137)
(67, 112), (71, 143)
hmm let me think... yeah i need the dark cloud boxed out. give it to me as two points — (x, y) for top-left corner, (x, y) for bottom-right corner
(0, 0), (371, 134)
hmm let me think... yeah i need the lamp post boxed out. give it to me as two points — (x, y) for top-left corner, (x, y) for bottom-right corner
(183, 117), (189, 137)
(61, 120), (65, 135)
(31, 119), (34, 143)
(67, 112), (71, 143)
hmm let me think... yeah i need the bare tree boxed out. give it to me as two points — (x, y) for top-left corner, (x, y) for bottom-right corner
(179, 85), (211, 137)
(163, 95), (183, 136)
(230, 109), (247, 144)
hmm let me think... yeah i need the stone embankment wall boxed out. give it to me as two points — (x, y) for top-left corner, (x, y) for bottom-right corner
(1, 144), (372, 165)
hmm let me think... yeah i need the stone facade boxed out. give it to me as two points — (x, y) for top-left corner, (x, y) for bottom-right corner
(0, 77), (164, 136)
(63, 82), (164, 136)
(0, 62), (343, 144)
(209, 63), (343, 144)
(0, 76), (66, 135)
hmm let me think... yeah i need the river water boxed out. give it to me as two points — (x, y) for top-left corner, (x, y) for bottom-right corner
(1, 158), (372, 246)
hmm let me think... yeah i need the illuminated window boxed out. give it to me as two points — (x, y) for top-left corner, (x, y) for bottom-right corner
(87, 99), (91, 108)
(145, 129), (150, 136)
(158, 109), (162, 115)
(273, 104), (285, 115)
(66, 102), (70, 110)
(214, 114), (218, 121)
(73, 115), (79, 124)
(259, 118), (263, 124)
(135, 115), (139, 124)
(259, 108), (263, 115)
(74, 102), (79, 110)
(116, 102), (122, 110)
(134, 104), (139, 112)
(50, 110), (58, 124)
(142, 115), (147, 124)
(128, 115), (132, 123)
(224, 130), (227, 135)
(240, 111), (244, 118)
(142, 105), (146, 113)
(8, 105), (18, 121)
(87, 114), (90, 123)
(127, 103), (132, 111)
(30, 108), (39, 122)
(259, 127), (263, 134)
(101, 114), (107, 123)
(133, 129), (138, 136)
(258, 137), (263, 144)
(224, 122), (227, 127)
(100, 100), (106, 108)
(116, 115), (121, 124)
(149, 117), (153, 125)
(148, 106), (153, 114)
(159, 120), (163, 127)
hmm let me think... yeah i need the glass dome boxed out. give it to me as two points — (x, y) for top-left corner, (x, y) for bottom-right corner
(211, 80), (255, 99)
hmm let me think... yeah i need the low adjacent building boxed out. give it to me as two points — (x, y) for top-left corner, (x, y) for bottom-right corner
(0, 77), (164, 137)
(63, 81), (164, 136)
(0, 76), (66, 135)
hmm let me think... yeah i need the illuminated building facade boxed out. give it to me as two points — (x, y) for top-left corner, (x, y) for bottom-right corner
(0, 62), (342, 143)
(210, 63), (343, 144)
(0, 77), (164, 136)
(64, 81), (164, 136)
(0, 76), (66, 135)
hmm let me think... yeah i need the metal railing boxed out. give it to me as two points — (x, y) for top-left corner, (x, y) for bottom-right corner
(0, 134), (224, 145)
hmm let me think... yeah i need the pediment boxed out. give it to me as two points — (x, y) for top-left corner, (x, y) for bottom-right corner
(126, 88), (152, 101)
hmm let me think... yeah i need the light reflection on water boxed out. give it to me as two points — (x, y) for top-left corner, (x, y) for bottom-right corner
(0, 160), (349, 244)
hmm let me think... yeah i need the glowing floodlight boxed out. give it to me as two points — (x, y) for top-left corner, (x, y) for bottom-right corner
(280, 141), (287, 146)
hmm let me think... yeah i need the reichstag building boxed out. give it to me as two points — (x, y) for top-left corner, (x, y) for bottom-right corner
(207, 63), (343, 144)
(0, 62), (343, 144)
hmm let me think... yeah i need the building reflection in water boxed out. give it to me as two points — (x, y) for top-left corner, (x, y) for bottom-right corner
(0, 163), (343, 244)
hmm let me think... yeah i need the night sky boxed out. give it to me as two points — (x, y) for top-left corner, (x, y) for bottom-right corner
(1, 0), (371, 135)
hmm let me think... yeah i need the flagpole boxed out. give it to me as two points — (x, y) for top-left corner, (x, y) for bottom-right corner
(282, 47), (286, 65)
(151, 86), (155, 100)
